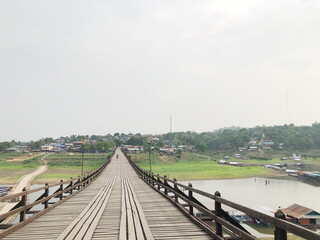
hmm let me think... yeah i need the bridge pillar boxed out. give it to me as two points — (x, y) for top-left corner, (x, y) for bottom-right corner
(215, 191), (223, 237)
(275, 210), (287, 240)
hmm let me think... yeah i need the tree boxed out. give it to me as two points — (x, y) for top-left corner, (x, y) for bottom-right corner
(176, 149), (182, 159)
(0, 142), (12, 152)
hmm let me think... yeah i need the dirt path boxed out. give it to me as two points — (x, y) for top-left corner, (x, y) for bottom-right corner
(0, 155), (49, 222)
(11, 153), (50, 193)
(11, 165), (48, 194)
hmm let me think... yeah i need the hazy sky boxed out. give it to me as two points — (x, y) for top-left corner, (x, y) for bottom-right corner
(1, 0), (320, 142)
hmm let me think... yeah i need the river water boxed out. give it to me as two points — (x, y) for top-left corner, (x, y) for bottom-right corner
(181, 177), (320, 212)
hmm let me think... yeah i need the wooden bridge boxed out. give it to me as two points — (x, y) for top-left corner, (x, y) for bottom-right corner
(0, 148), (319, 240)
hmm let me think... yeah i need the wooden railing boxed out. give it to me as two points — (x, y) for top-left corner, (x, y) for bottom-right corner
(0, 155), (112, 237)
(128, 155), (320, 240)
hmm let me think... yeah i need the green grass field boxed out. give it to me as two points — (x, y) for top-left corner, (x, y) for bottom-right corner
(0, 152), (42, 184)
(0, 154), (40, 169)
(1, 150), (318, 184)
(33, 153), (107, 183)
(0, 152), (109, 184)
(0, 152), (22, 160)
(132, 152), (280, 180)
(44, 153), (105, 168)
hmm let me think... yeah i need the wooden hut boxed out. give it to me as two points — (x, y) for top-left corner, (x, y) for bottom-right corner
(281, 204), (320, 227)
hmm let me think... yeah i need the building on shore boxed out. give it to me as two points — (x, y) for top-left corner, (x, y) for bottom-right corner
(281, 204), (320, 228)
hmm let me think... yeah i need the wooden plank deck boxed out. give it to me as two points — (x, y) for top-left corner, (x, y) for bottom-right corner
(3, 149), (212, 240)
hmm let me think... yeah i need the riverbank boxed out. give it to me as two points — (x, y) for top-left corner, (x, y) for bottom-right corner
(1, 151), (319, 184)
(132, 152), (285, 181)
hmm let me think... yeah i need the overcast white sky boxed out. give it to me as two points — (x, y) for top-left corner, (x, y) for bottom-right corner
(1, 0), (320, 142)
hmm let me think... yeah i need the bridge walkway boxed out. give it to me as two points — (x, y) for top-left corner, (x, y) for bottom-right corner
(3, 149), (211, 240)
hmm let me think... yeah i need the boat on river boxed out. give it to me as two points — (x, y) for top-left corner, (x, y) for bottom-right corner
(0, 186), (13, 197)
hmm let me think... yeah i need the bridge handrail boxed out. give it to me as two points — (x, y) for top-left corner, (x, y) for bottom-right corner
(0, 176), (82, 202)
(0, 152), (113, 233)
(127, 157), (254, 239)
(127, 154), (320, 240)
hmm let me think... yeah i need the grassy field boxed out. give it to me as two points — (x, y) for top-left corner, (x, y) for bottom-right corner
(0, 152), (30, 161)
(33, 153), (107, 183)
(1, 150), (319, 184)
(0, 153), (42, 184)
(0, 152), (109, 184)
(131, 152), (281, 181)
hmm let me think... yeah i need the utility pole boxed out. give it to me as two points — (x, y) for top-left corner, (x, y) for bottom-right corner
(147, 138), (151, 172)
(81, 143), (84, 176)
(101, 147), (105, 165)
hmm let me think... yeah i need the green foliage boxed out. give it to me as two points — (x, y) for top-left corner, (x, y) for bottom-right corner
(160, 122), (320, 152)
(3, 122), (320, 155)
(176, 149), (182, 159)
(114, 138), (122, 147)
(82, 140), (115, 152)
(125, 135), (143, 145)
(0, 142), (13, 151)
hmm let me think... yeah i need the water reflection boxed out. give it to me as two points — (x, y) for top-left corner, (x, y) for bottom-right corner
(181, 177), (320, 212)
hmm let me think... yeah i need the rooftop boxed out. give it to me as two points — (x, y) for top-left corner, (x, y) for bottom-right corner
(281, 204), (320, 219)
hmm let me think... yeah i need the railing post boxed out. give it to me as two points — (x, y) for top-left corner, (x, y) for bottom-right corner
(77, 176), (81, 190)
(164, 175), (168, 195)
(173, 178), (178, 202)
(215, 191), (223, 237)
(44, 183), (49, 209)
(69, 177), (73, 194)
(151, 172), (155, 186)
(188, 183), (194, 216)
(19, 187), (27, 222)
(83, 175), (86, 188)
(59, 179), (63, 200)
(157, 174), (160, 190)
(275, 210), (287, 240)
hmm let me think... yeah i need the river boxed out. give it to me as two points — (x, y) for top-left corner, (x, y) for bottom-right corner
(181, 177), (320, 212)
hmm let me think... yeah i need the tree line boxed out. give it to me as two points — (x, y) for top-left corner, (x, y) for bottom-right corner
(160, 123), (320, 151)
(2, 122), (320, 153)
